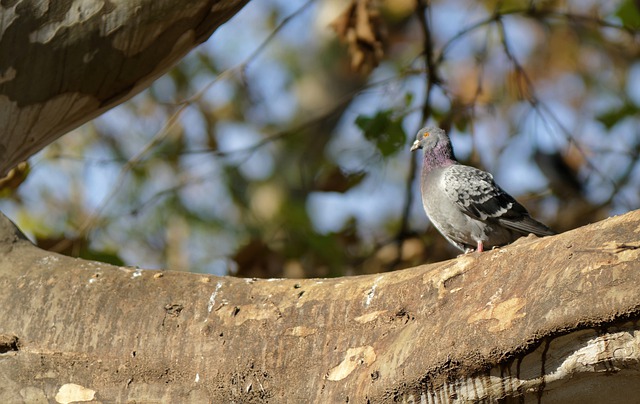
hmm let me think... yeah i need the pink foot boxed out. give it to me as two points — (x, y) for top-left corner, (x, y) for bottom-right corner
(476, 241), (484, 253)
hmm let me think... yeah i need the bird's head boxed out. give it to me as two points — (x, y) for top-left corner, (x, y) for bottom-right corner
(410, 126), (448, 152)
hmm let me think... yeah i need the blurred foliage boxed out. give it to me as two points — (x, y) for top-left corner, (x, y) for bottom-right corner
(1, 0), (640, 277)
(355, 109), (407, 157)
(616, 0), (640, 28)
(596, 101), (640, 129)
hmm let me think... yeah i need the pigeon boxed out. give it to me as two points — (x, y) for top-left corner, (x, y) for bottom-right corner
(410, 126), (556, 253)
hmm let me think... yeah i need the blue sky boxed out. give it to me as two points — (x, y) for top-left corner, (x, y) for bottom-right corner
(3, 0), (638, 273)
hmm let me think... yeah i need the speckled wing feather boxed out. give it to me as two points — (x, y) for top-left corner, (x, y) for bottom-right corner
(443, 165), (556, 236)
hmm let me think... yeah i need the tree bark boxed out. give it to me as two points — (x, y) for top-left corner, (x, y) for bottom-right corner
(0, 0), (250, 176)
(1, 210), (639, 402)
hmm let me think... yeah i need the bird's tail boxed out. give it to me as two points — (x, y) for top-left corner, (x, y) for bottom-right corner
(499, 216), (557, 237)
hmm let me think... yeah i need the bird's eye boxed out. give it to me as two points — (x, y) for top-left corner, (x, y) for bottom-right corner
(423, 132), (430, 138)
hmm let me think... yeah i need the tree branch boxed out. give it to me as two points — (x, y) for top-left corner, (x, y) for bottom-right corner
(389, 0), (440, 271)
(1, 210), (640, 401)
(0, 0), (251, 176)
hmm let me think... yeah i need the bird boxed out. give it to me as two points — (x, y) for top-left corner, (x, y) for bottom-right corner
(411, 126), (556, 253)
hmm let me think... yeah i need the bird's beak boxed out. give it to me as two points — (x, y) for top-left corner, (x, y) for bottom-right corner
(410, 140), (420, 152)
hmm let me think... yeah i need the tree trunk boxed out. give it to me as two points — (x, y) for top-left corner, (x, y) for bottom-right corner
(1, 210), (639, 402)
(0, 0), (250, 176)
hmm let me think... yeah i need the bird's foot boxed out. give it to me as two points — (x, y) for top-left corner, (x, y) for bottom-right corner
(460, 242), (484, 255)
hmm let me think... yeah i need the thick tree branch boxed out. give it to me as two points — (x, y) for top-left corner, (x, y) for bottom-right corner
(1, 210), (639, 402)
(0, 0), (250, 176)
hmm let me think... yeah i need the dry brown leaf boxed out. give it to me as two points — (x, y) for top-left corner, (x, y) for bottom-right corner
(331, 0), (386, 74)
(0, 162), (29, 194)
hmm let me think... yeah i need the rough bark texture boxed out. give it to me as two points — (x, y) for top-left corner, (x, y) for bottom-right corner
(0, 210), (639, 403)
(0, 0), (250, 176)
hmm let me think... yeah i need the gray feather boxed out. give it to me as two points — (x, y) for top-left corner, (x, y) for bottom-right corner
(443, 165), (554, 237)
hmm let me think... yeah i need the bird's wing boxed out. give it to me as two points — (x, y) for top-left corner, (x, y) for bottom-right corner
(442, 165), (556, 236)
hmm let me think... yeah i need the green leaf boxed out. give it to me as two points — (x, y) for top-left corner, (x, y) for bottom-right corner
(355, 110), (406, 157)
(596, 102), (639, 129)
(615, 0), (640, 28)
(403, 92), (414, 107)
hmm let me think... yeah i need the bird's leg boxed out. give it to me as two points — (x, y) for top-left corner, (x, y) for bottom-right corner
(476, 241), (484, 253)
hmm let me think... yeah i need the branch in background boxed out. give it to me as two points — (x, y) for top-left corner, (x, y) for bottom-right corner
(388, 0), (441, 271)
(495, 16), (637, 211)
(46, 0), (319, 253)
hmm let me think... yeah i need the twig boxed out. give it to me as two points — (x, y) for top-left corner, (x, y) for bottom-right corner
(49, 0), (319, 254)
(388, 0), (440, 271)
(437, 7), (637, 66)
(496, 17), (636, 209)
(50, 106), (184, 253)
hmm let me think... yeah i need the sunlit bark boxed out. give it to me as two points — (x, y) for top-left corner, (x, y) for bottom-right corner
(0, 211), (639, 402)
